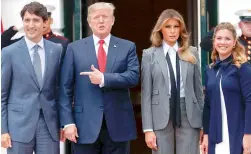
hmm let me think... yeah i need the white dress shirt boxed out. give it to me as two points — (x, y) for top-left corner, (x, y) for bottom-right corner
(93, 34), (111, 56)
(24, 36), (45, 78)
(144, 41), (185, 133)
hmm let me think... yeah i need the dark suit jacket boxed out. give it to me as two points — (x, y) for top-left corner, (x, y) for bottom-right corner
(1, 38), (62, 142)
(1, 26), (22, 49)
(203, 62), (251, 154)
(59, 35), (139, 144)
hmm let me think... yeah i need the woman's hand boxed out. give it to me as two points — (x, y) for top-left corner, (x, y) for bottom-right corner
(243, 134), (251, 154)
(145, 131), (158, 151)
(199, 129), (204, 145)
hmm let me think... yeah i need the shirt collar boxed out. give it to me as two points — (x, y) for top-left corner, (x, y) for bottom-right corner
(24, 36), (44, 51)
(93, 34), (111, 46)
(162, 41), (179, 53)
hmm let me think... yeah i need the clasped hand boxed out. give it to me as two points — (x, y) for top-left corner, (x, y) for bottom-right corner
(64, 125), (79, 143)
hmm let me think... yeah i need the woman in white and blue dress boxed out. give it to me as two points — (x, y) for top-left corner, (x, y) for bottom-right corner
(201, 22), (251, 154)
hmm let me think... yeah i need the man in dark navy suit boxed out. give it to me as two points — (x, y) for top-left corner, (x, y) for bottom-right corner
(59, 2), (139, 154)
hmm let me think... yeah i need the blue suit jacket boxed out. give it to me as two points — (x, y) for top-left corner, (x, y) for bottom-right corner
(203, 63), (251, 154)
(59, 35), (139, 144)
(1, 38), (62, 142)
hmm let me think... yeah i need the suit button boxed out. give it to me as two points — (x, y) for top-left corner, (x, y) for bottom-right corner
(100, 105), (104, 110)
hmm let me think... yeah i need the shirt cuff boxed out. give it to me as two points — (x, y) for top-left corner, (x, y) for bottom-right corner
(143, 129), (153, 133)
(63, 124), (75, 130)
(99, 73), (105, 88)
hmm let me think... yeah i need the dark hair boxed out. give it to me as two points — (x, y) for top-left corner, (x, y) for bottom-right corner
(20, 2), (48, 21)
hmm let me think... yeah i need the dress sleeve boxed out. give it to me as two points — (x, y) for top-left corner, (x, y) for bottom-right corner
(239, 63), (251, 134)
(203, 67), (210, 134)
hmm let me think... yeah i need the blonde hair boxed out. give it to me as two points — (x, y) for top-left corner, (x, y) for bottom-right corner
(150, 9), (196, 64)
(211, 22), (247, 68)
(87, 2), (115, 20)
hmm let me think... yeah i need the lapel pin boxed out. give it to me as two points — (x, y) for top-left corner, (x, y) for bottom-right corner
(114, 45), (117, 48)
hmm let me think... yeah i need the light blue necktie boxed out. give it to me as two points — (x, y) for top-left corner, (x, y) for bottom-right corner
(32, 45), (42, 88)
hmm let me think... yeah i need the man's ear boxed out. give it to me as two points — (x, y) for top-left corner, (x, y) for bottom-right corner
(111, 16), (115, 26)
(43, 20), (48, 27)
(44, 19), (49, 24)
(87, 18), (92, 28)
(238, 21), (242, 29)
(50, 18), (53, 25)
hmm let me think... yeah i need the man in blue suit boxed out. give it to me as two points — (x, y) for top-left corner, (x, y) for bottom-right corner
(59, 2), (139, 154)
(1, 2), (63, 154)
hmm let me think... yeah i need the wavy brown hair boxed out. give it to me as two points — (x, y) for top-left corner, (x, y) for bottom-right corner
(150, 9), (196, 64)
(20, 2), (48, 22)
(211, 22), (247, 68)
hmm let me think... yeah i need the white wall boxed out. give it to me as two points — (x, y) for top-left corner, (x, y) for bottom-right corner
(218, 0), (251, 35)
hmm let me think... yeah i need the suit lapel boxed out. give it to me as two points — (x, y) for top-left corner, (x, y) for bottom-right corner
(85, 36), (99, 69)
(18, 38), (40, 89)
(106, 35), (119, 73)
(179, 59), (188, 88)
(155, 47), (170, 89)
(41, 40), (52, 90)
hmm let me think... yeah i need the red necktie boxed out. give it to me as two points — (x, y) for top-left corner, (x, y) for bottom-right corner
(98, 40), (106, 73)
